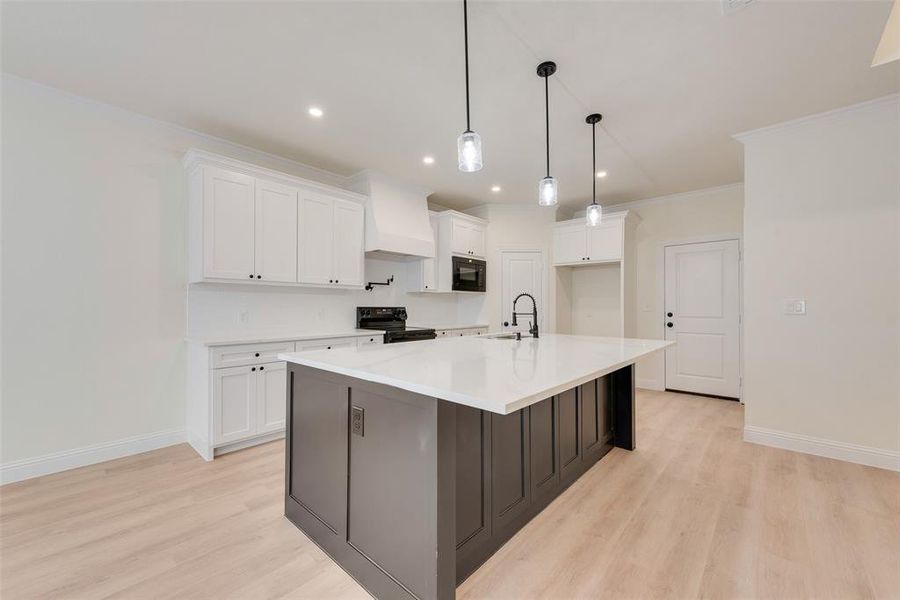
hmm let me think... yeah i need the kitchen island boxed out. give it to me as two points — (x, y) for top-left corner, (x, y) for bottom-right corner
(278, 334), (671, 600)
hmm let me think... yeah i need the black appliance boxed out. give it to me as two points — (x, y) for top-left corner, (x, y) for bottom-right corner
(451, 256), (487, 292)
(357, 307), (436, 344)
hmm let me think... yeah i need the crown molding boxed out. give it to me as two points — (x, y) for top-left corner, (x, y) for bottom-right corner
(734, 93), (900, 142)
(601, 182), (744, 213)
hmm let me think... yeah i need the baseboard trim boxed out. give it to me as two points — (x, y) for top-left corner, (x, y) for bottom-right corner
(636, 378), (664, 391)
(744, 426), (900, 472)
(213, 430), (285, 457)
(1, 428), (187, 485)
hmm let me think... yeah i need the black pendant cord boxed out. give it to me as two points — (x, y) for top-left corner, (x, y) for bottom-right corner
(463, 0), (471, 133)
(544, 75), (550, 178)
(591, 120), (596, 205)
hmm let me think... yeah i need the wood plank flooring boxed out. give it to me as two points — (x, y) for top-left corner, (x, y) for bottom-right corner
(2, 390), (898, 599)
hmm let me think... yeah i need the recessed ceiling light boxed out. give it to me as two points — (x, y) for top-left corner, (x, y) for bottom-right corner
(308, 107), (324, 118)
(422, 156), (435, 165)
(491, 185), (501, 193)
(596, 170), (608, 178)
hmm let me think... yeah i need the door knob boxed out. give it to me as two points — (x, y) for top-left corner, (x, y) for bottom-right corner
(667, 312), (673, 318)
(666, 322), (674, 328)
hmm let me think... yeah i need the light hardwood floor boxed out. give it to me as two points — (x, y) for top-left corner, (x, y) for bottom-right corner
(2, 390), (898, 599)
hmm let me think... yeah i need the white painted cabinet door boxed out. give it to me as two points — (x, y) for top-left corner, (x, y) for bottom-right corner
(255, 180), (298, 283)
(332, 199), (365, 286)
(469, 223), (486, 258)
(298, 193), (334, 285)
(664, 239), (741, 398)
(203, 167), (255, 280)
(450, 219), (471, 255)
(213, 365), (256, 445)
(256, 362), (286, 434)
(553, 224), (587, 264)
(586, 220), (623, 262)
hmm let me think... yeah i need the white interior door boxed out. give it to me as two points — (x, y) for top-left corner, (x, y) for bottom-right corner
(501, 251), (544, 334)
(664, 239), (740, 398)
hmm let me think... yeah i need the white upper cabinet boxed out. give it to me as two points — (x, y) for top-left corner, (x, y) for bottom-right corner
(332, 199), (365, 286)
(255, 180), (298, 283)
(448, 216), (486, 258)
(186, 150), (366, 288)
(202, 167), (256, 281)
(586, 220), (623, 262)
(407, 213), (439, 292)
(553, 223), (588, 264)
(552, 212), (631, 266)
(298, 192), (335, 285)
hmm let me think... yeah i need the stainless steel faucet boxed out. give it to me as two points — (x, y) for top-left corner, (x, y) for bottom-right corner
(511, 293), (539, 338)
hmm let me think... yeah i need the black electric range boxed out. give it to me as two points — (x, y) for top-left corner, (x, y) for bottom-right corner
(357, 307), (437, 344)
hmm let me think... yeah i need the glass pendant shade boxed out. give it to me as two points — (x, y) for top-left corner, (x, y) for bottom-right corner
(538, 176), (558, 206)
(457, 130), (483, 172)
(586, 202), (602, 226)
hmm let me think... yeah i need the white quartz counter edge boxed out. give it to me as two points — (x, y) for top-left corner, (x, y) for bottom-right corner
(188, 329), (385, 347)
(277, 342), (671, 415)
(408, 323), (490, 331)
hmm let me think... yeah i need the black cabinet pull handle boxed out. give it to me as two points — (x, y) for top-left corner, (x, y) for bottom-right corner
(254, 352), (259, 357)
(256, 275), (261, 279)
(327, 346), (332, 350)
(251, 367), (256, 371)
(248, 274), (254, 278)
(667, 322), (674, 328)
(259, 366), (264, 371)
(335, 280), (339, 283)
(667, 312), (673, 318)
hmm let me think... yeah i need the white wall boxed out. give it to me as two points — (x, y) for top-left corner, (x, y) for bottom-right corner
(0, 76), (481, 473)
(624, 185), (745, 390)
(569, 264), (622, 336)
(738, 95), (900, 466)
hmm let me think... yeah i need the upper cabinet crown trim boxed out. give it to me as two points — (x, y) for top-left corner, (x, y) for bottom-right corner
(554, 210), (637, 228)
(437, 209), (488, 226)
(183, 149), (366, 204)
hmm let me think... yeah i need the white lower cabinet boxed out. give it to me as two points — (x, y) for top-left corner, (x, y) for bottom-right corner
(435, 326), (488, 338)
(256, 361), (287, 434)
(190, 333), (383, 460)
(213, 365), (257, 445)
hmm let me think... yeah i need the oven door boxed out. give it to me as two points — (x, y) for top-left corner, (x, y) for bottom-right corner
(452, 256), (486, 292)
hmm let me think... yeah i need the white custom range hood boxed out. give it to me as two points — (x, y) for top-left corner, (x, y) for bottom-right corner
(348, 171), (435, 258)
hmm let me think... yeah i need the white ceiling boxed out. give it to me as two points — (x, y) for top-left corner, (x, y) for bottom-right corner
(3, 1), (898, 210)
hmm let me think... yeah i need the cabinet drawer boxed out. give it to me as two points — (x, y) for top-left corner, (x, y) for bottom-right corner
(211, 341), (295, 368)
(295, 337), (357, 352)
(435, 330), (451, 338)
(357, 334), (383, 347)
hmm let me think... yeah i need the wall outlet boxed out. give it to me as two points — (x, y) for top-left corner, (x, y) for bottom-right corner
(351, 406), (365, 437)
(784, 299), (806, 315)
(239, 309), (249, 323)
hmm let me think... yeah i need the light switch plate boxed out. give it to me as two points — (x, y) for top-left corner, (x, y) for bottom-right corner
(784, 299), (806, 315)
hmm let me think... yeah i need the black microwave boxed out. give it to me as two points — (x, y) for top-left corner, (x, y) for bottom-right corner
(452, 256), (487, 292)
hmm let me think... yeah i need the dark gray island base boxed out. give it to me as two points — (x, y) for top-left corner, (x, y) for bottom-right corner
(284, 363), (635, 600)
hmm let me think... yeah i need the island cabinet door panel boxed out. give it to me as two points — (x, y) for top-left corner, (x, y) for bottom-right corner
(529, 396), (560, 505)
(491, 409), (531, 532)
(288, 370), (348, 536)
(582, 377), (613, 464)
(558, 387), (583, 483)
(455, 405), (491, 552)
(347, 387), (440, 600)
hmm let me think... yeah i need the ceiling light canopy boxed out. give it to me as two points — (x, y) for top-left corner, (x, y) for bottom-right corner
(491, 185), (501, 192)
(585, 113), (603, 227)
(457, 0), (483, 172)
(537, 61), (558, 207)
(307, 106), (323, 118)
(422, 156), (435, 165)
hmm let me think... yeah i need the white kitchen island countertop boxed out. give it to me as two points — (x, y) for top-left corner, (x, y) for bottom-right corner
(279, 333), (672, 414)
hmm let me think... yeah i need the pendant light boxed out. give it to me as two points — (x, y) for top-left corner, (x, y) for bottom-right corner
(585, 113), (603, 226)
(537, 61), (558, 206)
(457, 0), (482, 172)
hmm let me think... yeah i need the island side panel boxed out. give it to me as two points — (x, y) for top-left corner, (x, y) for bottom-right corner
(285, 364), (456, 600)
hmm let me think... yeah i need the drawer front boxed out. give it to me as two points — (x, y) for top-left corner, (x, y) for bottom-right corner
(295, 337), (357, 352)
(471, 328), (487, 336)
(211, 342), (295, 368)
(357, 334), (383, 347)
(435, 330), (451, 338)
